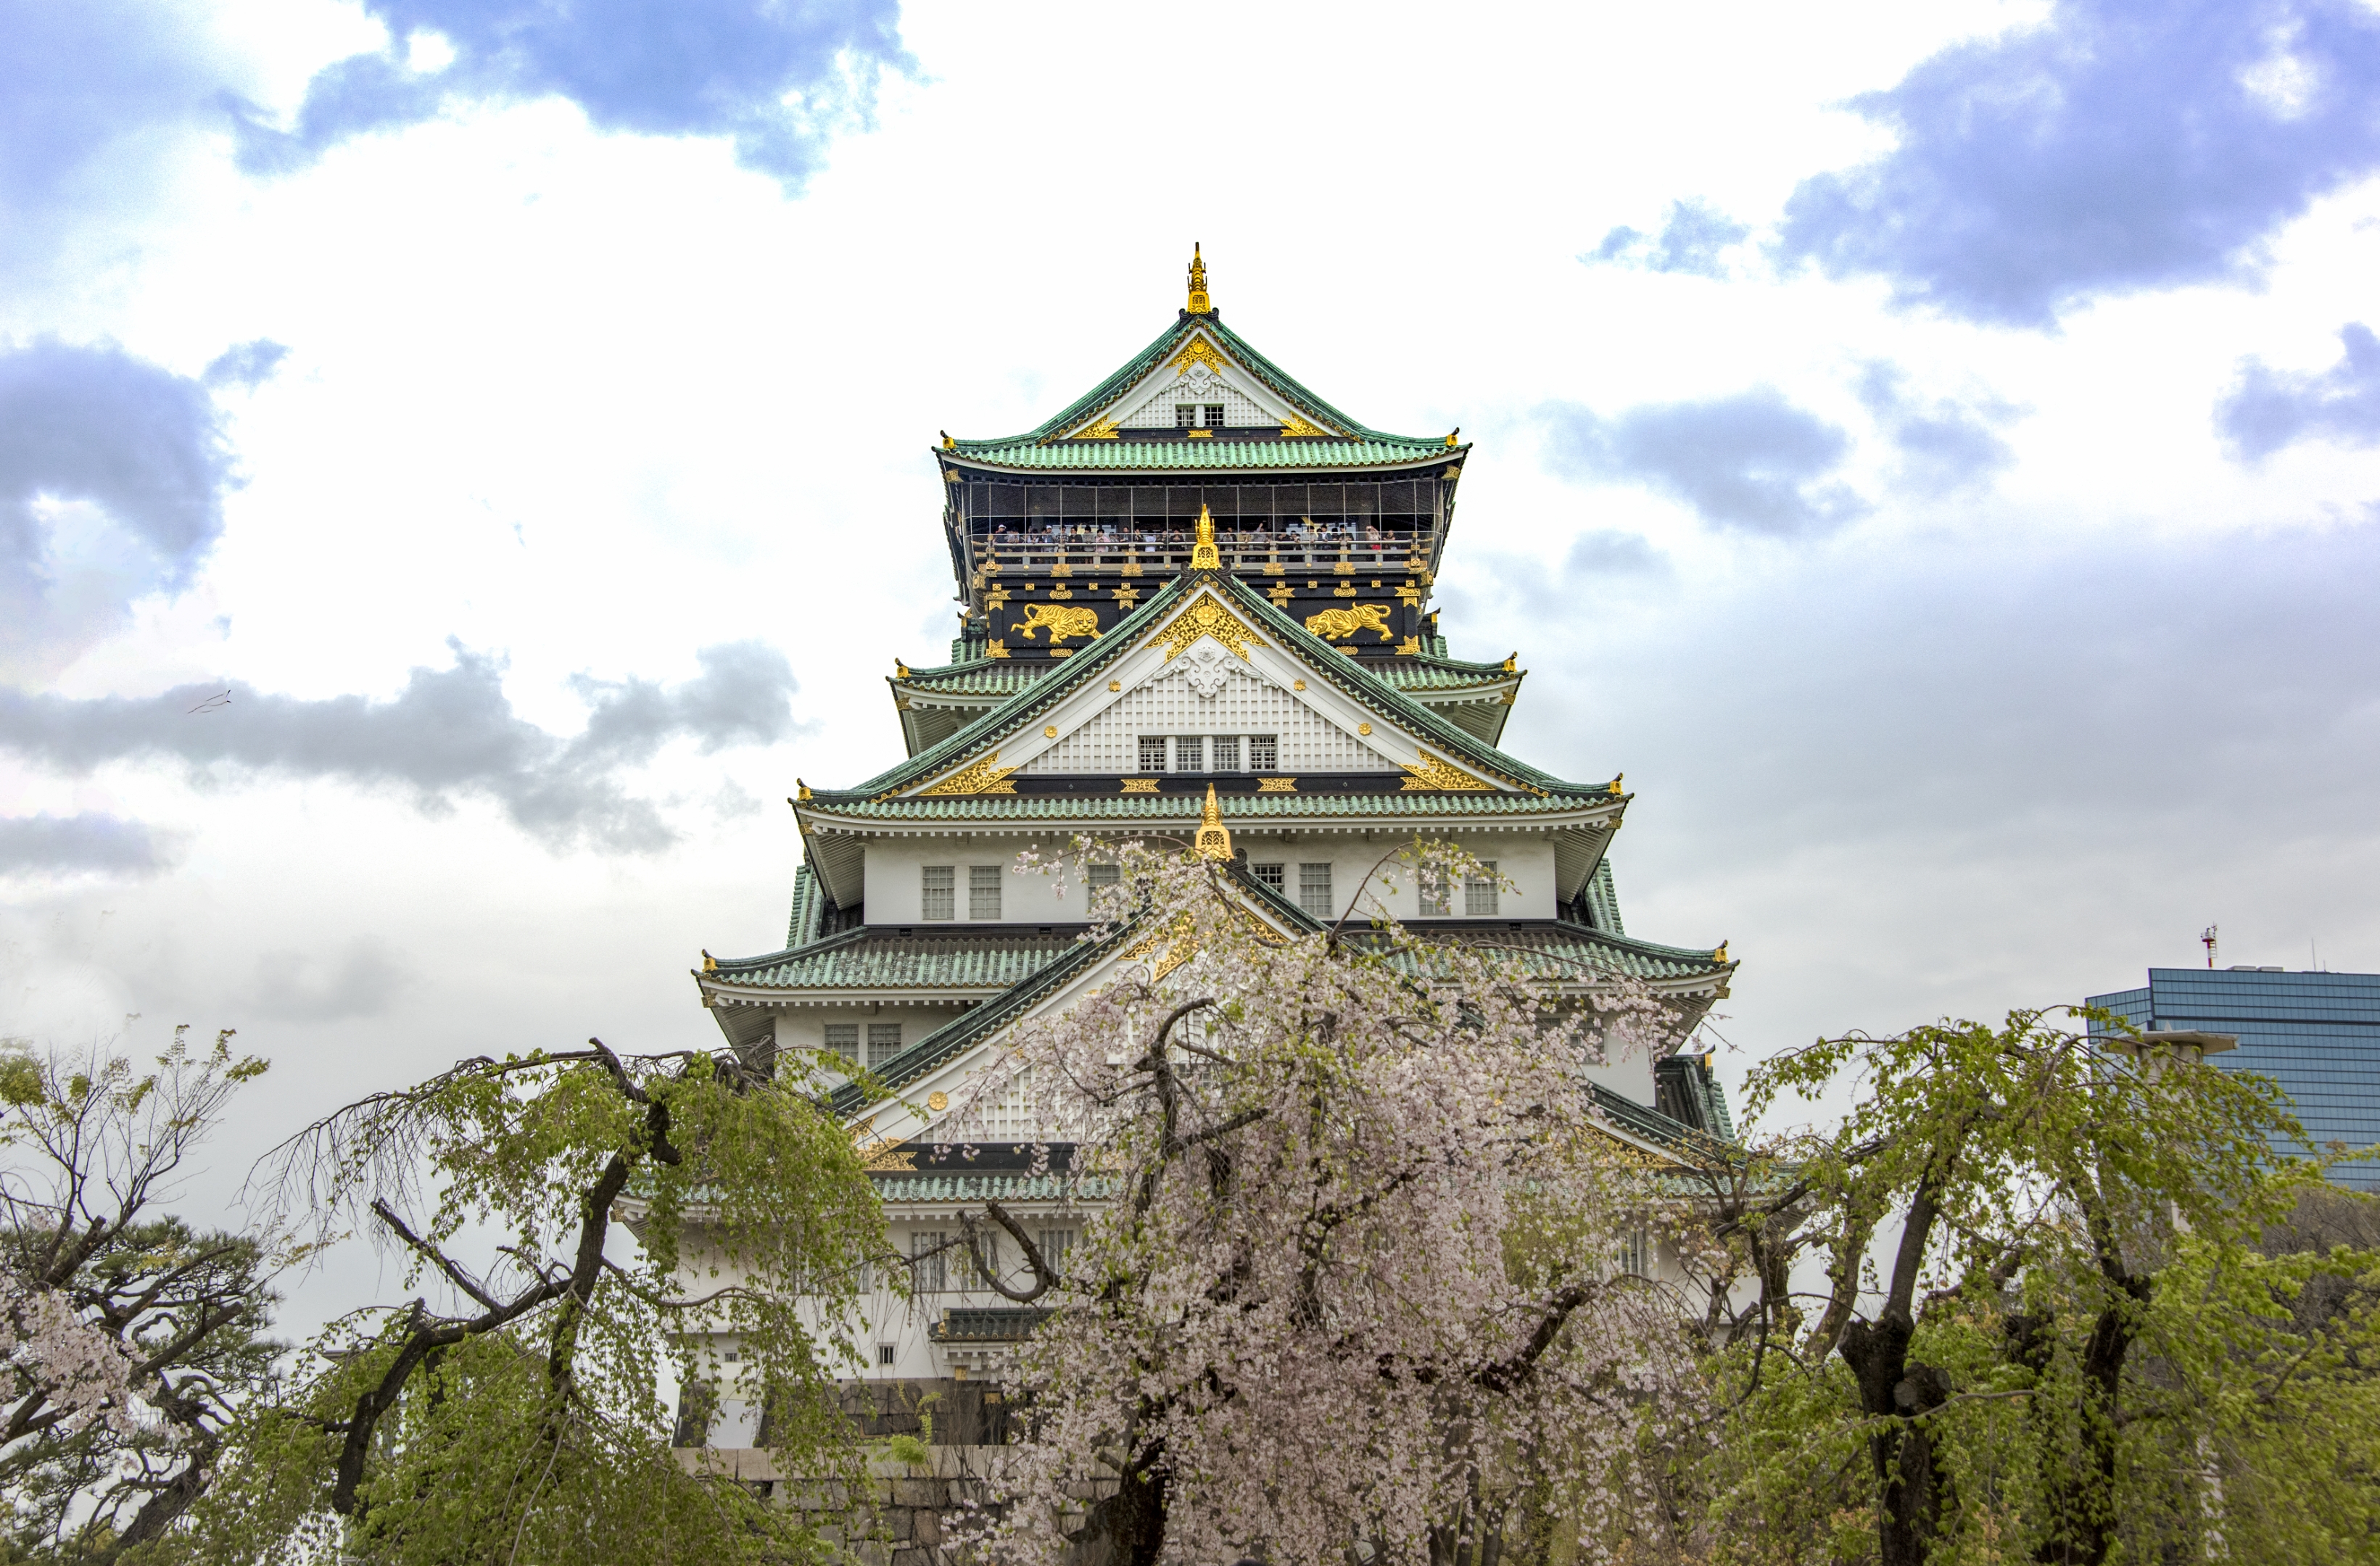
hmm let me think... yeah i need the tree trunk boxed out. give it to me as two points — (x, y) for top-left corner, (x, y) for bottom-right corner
(1104, 1454), (1169, 1566)
(1840, 1320), (1953, 1566)
(2032, 1285), (2145, 1565)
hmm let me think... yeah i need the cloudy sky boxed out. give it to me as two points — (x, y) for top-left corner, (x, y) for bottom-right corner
(6, 0), (2380, 1280)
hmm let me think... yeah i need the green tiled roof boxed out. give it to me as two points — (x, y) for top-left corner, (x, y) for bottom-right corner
(1376, 656), (1519, 692)
(808, 569), (1611, 813)
(1580, 860), (1624, 936)
(714, 927), (1080, 990)
(1590, 1083), (1740, 1165)
(899, 651), (1507, 699)
(948, 438), (1448, 471)
(871, 1172), (1118, 1203)
(830, 929), (1127, 1114)
(896, 663), (1045, 697)
(1371, 922), (1728, 985)
(943, 310), (1455, 465)
(786, 864), (827, 947)
(808, 790), (1611, 824)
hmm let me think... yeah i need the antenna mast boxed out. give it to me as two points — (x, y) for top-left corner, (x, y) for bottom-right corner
(2201, 924), (2218, 969)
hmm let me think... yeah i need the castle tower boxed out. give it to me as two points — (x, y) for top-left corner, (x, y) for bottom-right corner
(690, 252), (1737, 1401)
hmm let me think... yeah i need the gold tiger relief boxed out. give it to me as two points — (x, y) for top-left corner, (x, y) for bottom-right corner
(1303, 603), (1395, 642)
(1013, 603), (1101, 642)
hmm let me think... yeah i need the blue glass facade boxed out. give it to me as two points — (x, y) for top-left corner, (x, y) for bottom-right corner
(2087, 968), (2380, 1189)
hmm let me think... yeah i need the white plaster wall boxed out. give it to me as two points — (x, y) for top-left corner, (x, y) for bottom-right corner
(1229, 832), (1557, 922)
(772, 1007), (967, 1080)
(859, 837), (1088, 924)
(1025, 662), (1400, 774)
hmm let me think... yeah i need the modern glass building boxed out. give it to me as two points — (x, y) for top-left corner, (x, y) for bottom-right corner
(2088, 967), (2380, 1189)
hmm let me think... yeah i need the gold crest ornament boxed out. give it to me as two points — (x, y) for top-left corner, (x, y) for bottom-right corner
(1190, 505), (1221, 569)
(1157, 592), (1263, 662)
(1194, 782), (1234, 861)
(1400, 752), (1492, 792)
(922, 751), (1020, 796)
(1169, 336), (1228, 378)
(1186, 242), (1211, 315)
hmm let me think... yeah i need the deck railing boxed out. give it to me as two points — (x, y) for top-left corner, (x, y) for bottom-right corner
(970, 530), (1432, 577)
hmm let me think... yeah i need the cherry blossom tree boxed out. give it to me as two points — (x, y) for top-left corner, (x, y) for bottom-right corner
(0, 1027), (281, 1560)
(922, 838), (1707, 1566)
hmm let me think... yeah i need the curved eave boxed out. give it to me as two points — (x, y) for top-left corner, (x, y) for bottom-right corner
(938, 441), (1463, 475)
(941, 309), (1453, 453)
(793, 792), (1627, 829)
(840, 572), (1596, 807)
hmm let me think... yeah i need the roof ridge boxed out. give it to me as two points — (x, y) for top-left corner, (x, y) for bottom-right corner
(943, 312), (1449, 450)
(806, 568), (1611, 809)
(1204, 572), (1597, 795)
(814, 573), (1199, 802)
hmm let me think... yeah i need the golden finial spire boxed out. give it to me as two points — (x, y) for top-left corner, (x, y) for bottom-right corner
(1194, 782), (1234, 861)
(1186, 242), (1211, 315)
(1190, 504), (1220, 568)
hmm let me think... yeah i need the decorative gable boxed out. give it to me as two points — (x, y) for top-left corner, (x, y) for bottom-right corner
(1022, 658), (1400, 774)
(898, 574), (1518, 795)
(1065, 329), (1342, 439)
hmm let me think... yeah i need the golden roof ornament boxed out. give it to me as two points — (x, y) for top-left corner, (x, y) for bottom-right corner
(1194, 782), (1234, 861)
(1186, 242), (1211, 315)
(1190, 505), (1221, 569)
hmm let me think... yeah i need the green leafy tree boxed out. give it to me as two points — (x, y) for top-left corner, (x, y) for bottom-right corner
(0, 1028), (280, 1562)
(1678, 1008), (2380, 1566)
(165, 1039), (888, 1566)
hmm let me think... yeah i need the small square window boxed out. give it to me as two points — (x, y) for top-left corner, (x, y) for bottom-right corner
(970, 865), (1004, 920)
(877, 1343), (896, 1367)
(1173, 734), (1205, 772)
(1211, 735), (1241, 771)
(1248, 734), (1278, 770)
(1202, 404), (1223, 428)
(825, 1023), (859, 1062)
(1298, 862), (1334, 917)
(867, 1023), (902, 1066)
(1465, 862), (1500, 916)
(1087, 862), (1120, 888)
(922, 866), (955, 920)
(1252, 863), (1285, 891)
(1418, 877), (1451, 917)
(1175, 405), (1196, 427)
(1139, 735), (1168, 771)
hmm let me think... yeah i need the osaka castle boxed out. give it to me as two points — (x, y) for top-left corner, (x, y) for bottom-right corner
(690, 249), (1737, 1406)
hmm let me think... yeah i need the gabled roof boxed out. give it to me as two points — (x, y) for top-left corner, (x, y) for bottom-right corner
(947, 303), (1447, 452)
(807, 568), (1606, 814)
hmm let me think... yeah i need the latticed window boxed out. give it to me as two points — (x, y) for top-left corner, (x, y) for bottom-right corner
(1174, 405), (1196, 427)
(1202, 404), (1223, 428)
(922, 865), (954, 919)
(910, 1232), (946, 1295)
(825, 1023), (859, 1063)
(970, 865), (1003, 920)
(1139, 735), (1168, 771)
(1465, 862), (1500, 916)
(1251, 863), (1284, 891)
(1298, 862), (1334, 917)
(1173, 734), (1205, 771)
(1037, 1227), (1077, 1277)
(867, 1023), (902, 1066)
(1210, 735), (1241, 771)
(1418, 875), (1451, 917)
(1087, 862), (1120, 888)
(1248, 734), (1278, 770)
